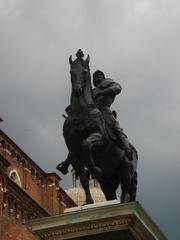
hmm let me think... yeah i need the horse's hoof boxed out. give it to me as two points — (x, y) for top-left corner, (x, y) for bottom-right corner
(86, 199), (94, 205)
(121, 193), (130, 203)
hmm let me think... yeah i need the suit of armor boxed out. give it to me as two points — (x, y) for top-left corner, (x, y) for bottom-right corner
(92, 70), (131, 154)
(56, 70), (132, 175)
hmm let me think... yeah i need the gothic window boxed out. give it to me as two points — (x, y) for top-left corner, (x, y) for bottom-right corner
(9, 169), (22, 187)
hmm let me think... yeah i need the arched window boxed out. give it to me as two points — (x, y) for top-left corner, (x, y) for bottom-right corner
(9, 169), (22, 187)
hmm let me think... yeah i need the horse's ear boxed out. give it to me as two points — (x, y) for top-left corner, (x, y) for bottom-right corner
(85, 54), (90, 65)
(69, 55), (73, 65)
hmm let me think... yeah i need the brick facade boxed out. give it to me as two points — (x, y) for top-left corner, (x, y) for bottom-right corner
(1, 224), (38, 240)
(0, 130), (76, 239)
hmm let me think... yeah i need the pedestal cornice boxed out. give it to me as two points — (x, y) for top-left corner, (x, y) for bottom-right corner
(27, 201), (166, 240)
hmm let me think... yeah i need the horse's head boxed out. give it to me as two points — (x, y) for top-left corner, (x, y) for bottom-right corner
(69, 49), (90, 97)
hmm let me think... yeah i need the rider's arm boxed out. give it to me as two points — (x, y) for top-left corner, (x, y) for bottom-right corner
(96, 82), (122, 97)
(109, 82), (122, 95)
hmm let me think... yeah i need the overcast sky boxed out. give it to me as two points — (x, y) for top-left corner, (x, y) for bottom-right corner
(0, 0), (180, 239)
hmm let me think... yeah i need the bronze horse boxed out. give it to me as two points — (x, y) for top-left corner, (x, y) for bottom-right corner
(63, 50), (138, 203)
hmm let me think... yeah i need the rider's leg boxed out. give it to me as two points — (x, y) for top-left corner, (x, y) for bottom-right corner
(121, 135), (133, 160)
(113, 121), (128, 148)
(113, 121), (133, 160)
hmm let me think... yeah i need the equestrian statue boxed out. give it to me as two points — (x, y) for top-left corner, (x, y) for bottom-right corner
(57, 49), (138, 203)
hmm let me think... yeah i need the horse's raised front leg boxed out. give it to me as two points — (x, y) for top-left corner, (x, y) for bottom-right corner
(82, 132), (103, 179)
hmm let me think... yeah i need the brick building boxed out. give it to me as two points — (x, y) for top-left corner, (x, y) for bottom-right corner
(0, 129), (76, 239)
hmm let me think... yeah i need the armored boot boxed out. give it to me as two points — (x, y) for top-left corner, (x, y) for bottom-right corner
(56, 152), (72, 175)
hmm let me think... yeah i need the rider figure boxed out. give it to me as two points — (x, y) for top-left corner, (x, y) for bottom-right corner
(56, 70), (132, 174)
(92, 70), (132, 158)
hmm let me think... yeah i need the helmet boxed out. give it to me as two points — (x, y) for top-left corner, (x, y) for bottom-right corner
(93, 70), (105, 86)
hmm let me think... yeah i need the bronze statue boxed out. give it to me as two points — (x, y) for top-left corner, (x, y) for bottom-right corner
(92, 70), (133, 160)
(57, 50), (138, 203)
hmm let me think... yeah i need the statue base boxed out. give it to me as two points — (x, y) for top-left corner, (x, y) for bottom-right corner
(27, 201), (166, 240)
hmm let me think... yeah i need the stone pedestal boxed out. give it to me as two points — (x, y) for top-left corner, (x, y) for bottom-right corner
(28, 201), (167, 240)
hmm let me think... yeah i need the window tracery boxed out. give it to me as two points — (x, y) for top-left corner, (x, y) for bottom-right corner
(9, 170), (22, 187)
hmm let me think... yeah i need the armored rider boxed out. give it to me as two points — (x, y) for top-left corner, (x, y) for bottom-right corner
(92, 70), (132, 158)
(56, 70), (132, 174)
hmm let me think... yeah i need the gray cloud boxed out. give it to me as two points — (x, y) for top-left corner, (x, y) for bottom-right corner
(0, 0), (180, 238)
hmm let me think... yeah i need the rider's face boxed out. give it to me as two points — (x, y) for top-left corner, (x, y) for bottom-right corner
(94, 73), (104, 86)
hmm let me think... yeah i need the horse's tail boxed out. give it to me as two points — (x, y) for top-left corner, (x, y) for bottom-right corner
(129, 171), (138, 201)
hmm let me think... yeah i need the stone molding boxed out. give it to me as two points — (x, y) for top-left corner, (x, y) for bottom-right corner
(28, 201), (167, 240)
(41, 217), (131, 240)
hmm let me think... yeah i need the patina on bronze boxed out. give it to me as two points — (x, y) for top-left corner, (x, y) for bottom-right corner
(57, 50), (138, 204)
